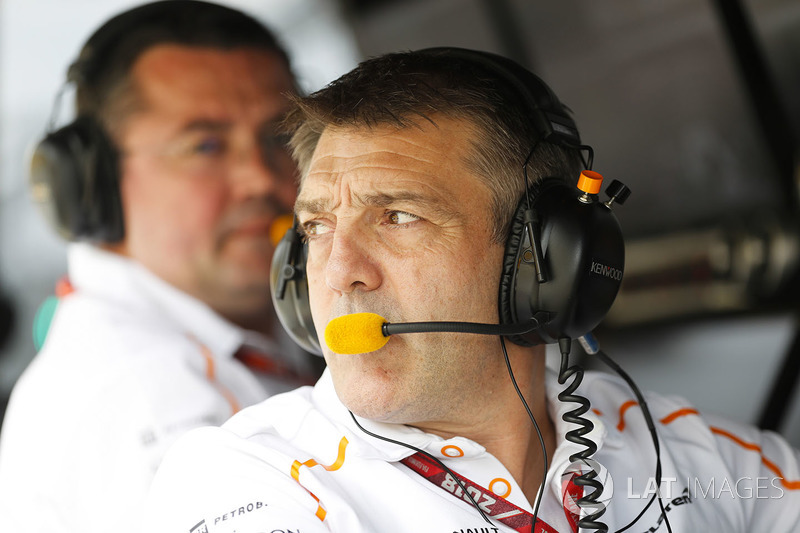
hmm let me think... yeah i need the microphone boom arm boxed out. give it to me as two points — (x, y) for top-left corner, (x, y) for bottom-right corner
(382, 314), (548, 337)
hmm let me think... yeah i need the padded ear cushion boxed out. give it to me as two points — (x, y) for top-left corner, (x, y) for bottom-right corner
(498, 204), (534, 345)
(499, 179), (625, 345)
(498, 199), (524, 330)
(498, 178), (565, 346)
(29, 116), (123, 242)
(270, 225), (321, 355)
(86, 118), (124, 242)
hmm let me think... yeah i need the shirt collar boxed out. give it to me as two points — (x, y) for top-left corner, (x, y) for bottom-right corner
(67, 243), (243, 358)
(311, 365), (610, 490)
(311, 370), (487, 461)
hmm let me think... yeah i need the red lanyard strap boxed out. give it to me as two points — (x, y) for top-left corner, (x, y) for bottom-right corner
(400, 452), (576, 533)
(234, 346), (317, 385)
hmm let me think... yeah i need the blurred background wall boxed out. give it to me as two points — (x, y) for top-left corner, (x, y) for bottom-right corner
(2, 0), (800, 443)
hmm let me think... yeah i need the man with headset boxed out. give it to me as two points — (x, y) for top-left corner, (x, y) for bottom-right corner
(0, 1), (323, 532)
(142, 49), (800, 532)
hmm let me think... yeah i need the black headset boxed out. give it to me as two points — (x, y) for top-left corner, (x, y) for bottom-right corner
(271, 47), (629, 354)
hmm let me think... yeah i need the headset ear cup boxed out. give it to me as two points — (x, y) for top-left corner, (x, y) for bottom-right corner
(534, 188), (595, 342)
(538, 190), (625, 341)
(564, 200), (625, 337)
(499, 179), (625, 345)
(30, 124), (90, 241)
(29, 116), (123, 242)
(270, 225), (321, 355)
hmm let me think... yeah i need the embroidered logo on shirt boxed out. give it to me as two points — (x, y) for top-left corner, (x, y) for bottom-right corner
(213, 502), (268, 526)
(187, 502), (269, 532)
(639, 487), (693, 533)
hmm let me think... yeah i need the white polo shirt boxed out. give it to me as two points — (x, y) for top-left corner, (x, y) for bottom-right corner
(0, 243), (312, 533)
(142, 366), (800, 532)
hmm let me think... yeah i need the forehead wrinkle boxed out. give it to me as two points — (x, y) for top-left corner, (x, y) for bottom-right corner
(298, 159), (447, 215)
(295, 163), (344, 216)
(295, 186), (459, 224)
(297, 123), (475, 220)
(350, 147), (438, 166)
(305, 150), (437, 176)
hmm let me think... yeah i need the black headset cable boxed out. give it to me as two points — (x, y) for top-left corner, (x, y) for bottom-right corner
(580, 334), (673, 533)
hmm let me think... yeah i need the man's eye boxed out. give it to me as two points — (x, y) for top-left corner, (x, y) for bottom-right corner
(193, 137), (225, 155)
(387, 211), (420, 225)
(302, 220), (333, 237)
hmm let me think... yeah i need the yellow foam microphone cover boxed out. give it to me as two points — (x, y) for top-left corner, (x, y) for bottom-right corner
(325, 313), (389, 354)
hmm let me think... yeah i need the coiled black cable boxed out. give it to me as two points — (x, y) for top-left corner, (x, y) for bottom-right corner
(580, 333), (672, 533)
(557, 337), (608, 532)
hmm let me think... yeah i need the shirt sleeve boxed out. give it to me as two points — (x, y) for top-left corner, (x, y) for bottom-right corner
(704, 413), (800, 530)
(141, 427), (332, 533)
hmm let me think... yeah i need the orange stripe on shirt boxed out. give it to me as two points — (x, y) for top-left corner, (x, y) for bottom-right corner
(55, 276), (75, 297)
(655, 406), (800, 491)
(660, 408), (700, 425)
(616, 400), (639, 432)
(290, 437), (349, 521)
(196, 341), (240, 415)
(709, 426), (800, 490)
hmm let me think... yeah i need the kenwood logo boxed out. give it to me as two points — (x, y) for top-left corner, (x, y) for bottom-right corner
(590, 261), (623, 281)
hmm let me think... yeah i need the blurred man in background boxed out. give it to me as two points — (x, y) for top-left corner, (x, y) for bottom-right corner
(0, 1), (322, 532)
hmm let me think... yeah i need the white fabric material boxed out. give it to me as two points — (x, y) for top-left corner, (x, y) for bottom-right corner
(142, 366), (800, 533)
(0, 243), (304, 533)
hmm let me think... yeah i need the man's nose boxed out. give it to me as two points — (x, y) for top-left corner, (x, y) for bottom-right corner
(324, 223), (382, 295)
(230, 141), (296, 204)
